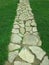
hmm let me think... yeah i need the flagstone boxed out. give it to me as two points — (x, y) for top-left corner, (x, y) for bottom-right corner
(40, 56), (49, 65)
(25, 20), (31, 26)
(37, 40), (42, 46)
(8, 43), (21, 51)
(8, 51), (18, 63)
(18, 33), (23, 37)
(14, 21), (18, 25)
(19, 20), (24, 24)
(14, 61), (31, 65)
(29, 46), (46, 60)
(19, 23), (24, 27)
(20, 27), (25, 34)
(23, 34), (39, 45)
(31, 20), (37, 26)
(25, 27), (32, 32)
(29, 11), (34, 16)
(11, 34), (22, 44)
(32, 27), (37, 32)
(13, 24), (19, 29)
(12, 28), (19, 34)
(17, 10), (23, 16)
(33, 32), (38, 36)
(19, 47), (34, 63)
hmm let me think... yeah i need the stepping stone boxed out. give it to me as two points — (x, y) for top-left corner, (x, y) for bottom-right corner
(23, 34), (39, 45)
(40, 56), (49, 65)
(8, 43), (21, 51)
(29, 46), (46, 60)
(19, 47), (34, 63)
(12, 28), (19, 34)
(8, 51), (18, 63)
(11, 34), (22, 44)
(14, 61), (31, 65)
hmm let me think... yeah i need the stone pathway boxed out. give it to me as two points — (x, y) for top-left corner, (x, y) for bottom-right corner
(5, 0), (49, 65)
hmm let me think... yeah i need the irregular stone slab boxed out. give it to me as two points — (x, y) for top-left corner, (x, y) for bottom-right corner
(28, 11), (34, 16)
(29, 46), (46, 60)
(32, 27), (37, 32)
(26, 27), (32, 32)
(14, 61), (31, 65)
(18, 20), (24, 24)
(17, 10), (23, 16)
(8, 51), (18, 63)
(12, 28), (19, 34)
(11, 34), (22, 44)
(19, 23), (24, 27)
(23, 34), (39, 45)
(18, 33), (23, 37)
(13, 21), (18, 25)
(8, 43), (21, 51)
(20, 27), (25, 34)
(25, 20), (31, 26)
(37, 40), (42, 46)
(13, 24), (19, 28)
(40, 56), (49, 65)
(33, 32), (38, 36)
(19, 48), (34, 63)
(31, 20), (37, 26)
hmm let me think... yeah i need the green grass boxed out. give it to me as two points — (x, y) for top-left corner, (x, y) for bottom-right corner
(29, 0), (49, 57)
(0, 0), (19, 65)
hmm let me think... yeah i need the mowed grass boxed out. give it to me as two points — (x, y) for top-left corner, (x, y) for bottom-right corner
(29, 0), (49, 57)
(0, 0), (19, 65)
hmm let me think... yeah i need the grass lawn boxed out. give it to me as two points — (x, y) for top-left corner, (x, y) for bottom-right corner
(0, 0), (19, 65)
(29, 0), (49, 57)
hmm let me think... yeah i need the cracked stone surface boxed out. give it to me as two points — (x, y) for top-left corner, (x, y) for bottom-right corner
(8, 43), (21, 51)
(19, 47), (34, 63)
(5, 0), (49, 65)
(8, 51), (19, 63)
(11, 34), (22, 44)
(29, 46), (46, 60)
